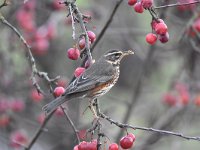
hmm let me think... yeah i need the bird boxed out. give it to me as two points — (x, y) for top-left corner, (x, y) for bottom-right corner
(43, 49), (134, 116)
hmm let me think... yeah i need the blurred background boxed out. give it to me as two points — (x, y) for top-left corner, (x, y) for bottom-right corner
(0, 0), (200, 149)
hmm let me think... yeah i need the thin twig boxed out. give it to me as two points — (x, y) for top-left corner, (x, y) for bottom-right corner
(61, 107), (80, 143)
(99, 112), (200, 141)
(0, 0), (9, 9)
(69, 3), (76, 40)
(0, 15), (59, 94)
(94, 99), (102, 150)
(25, 111), (55, 150)
(91, 0), (124, 51)
(155, 0), (200, 9)
(70, 2), (93, 62)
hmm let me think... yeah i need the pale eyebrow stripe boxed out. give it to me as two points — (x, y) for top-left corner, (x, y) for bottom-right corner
(104, 52), (122, 57)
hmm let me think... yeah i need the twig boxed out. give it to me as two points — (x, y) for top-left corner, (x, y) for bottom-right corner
(61, 107), (80, 143)
(0, 14), (59, 94)
(91, 0), (124, 51)
(94, 99), (102, 150)
(0, 0), (9, 9)
(155, 0), (200, 9)
(65, 1), (93, 62)
(25, 111), (55, 150)
(68, 3), (76, 40)
(99, 112), (200, 141)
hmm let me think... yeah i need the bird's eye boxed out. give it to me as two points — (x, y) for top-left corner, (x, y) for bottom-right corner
(114, 53), (121, 59)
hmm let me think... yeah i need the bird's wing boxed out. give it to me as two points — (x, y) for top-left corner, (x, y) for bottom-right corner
(65, 62), (114, 95)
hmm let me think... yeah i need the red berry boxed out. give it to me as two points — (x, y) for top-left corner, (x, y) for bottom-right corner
(141, 0), (153, 9)
(180, 91), (190, 105)
(16, 10), (35, 32)
(32, 38), (49, 56)
(155, 22), (168, 35)
(193, 18), (200, 32)
(53, 86), (65, 97)
(109, 143), (119, 150)
(0, 114), (10, 127)
(55, 107), (64, 116)
(128, 0), (137, 6)
(10, 99), (25, 112)
(87, 140), (97, 150)
(37, 113), (45, 124)
(52, 0), (65, 10)
(163, 93), (177, 106)
(87, 31), (96, 43)
(74, 67), (85, 77)
(47, 23), (57, 40)
(78, 141), (88, 150)
(73, 145), (79, 150)
(24, 0), (36, 10)
(120, 136), (134, 149)
(0, 100), (10, 113)
(146, 33), (157, 45)
(134, 2), (144, 13)
(127, 133), (136, 142)
(67, 48), (80, 60)
(57, 78), (68, 87)
(30, 89), (44, 103)
(194, 95), (200, 106)
(79, 38), (86, 50)
(151, 19), (164, 30)
(10, 131), (28, 148)
(158, 32), (169, 43)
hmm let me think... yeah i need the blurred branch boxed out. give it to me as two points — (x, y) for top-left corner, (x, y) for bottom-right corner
(62, 107), (80, 143)
(116, 46), (156, 141)
(91, 0), (124, 51)
(155, 0), (200, 9)
(94, 99), (103, 150)
(0, 14), (59, 94)
(0, 12), (76, 150)
(64, 0), (93, 62)
(0, 0), (10, 9)
(99, 110), (200, 142)
(25, 111), (55, 150)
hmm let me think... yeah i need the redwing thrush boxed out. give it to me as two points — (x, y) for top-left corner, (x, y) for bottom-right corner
(43, 49), (134, 115)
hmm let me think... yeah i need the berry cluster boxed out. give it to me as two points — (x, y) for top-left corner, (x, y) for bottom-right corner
(0, 98), (25, 127)
(163, 83), (190, 106)
(128, 0), (169, 45)
(15, 0), (63, 56)
(73, 133), (136, 150)
(67, 30), (96, 77)
(10, 130), (28, 149)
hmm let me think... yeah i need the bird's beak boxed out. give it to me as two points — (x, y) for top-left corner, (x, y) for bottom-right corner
(123, 50), (134, 56)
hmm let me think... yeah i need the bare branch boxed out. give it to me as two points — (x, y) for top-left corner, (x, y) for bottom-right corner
(155, 0), (200, 9)
(61, 107), (80, 143)
(99, 112), (200, 142)
(25, 111), (55, 150)
(0, 14), (59, 94)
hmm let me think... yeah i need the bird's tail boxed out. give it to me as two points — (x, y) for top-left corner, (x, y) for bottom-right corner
(42, 95), (68, 116)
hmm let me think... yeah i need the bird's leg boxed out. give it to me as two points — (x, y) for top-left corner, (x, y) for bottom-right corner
(89, 99), (98, 119)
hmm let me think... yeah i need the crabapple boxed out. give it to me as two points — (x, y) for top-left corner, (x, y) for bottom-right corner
(53, 87), (65, 97)
(74, 67), (85, 78)
(67, 48), (80, 60)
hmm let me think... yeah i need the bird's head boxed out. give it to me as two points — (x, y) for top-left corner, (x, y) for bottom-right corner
(104, 49), (134, 65)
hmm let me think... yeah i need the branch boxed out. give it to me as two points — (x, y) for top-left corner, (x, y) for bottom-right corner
(155, 0), (200, 9)
(61, 107), (80, 143)
(91, 0), (124, 51)
(0, 14), (59, 94)
(0, 0), (10, 9)
(25, 111), (55, 150)
(99, 112), (200, 142)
